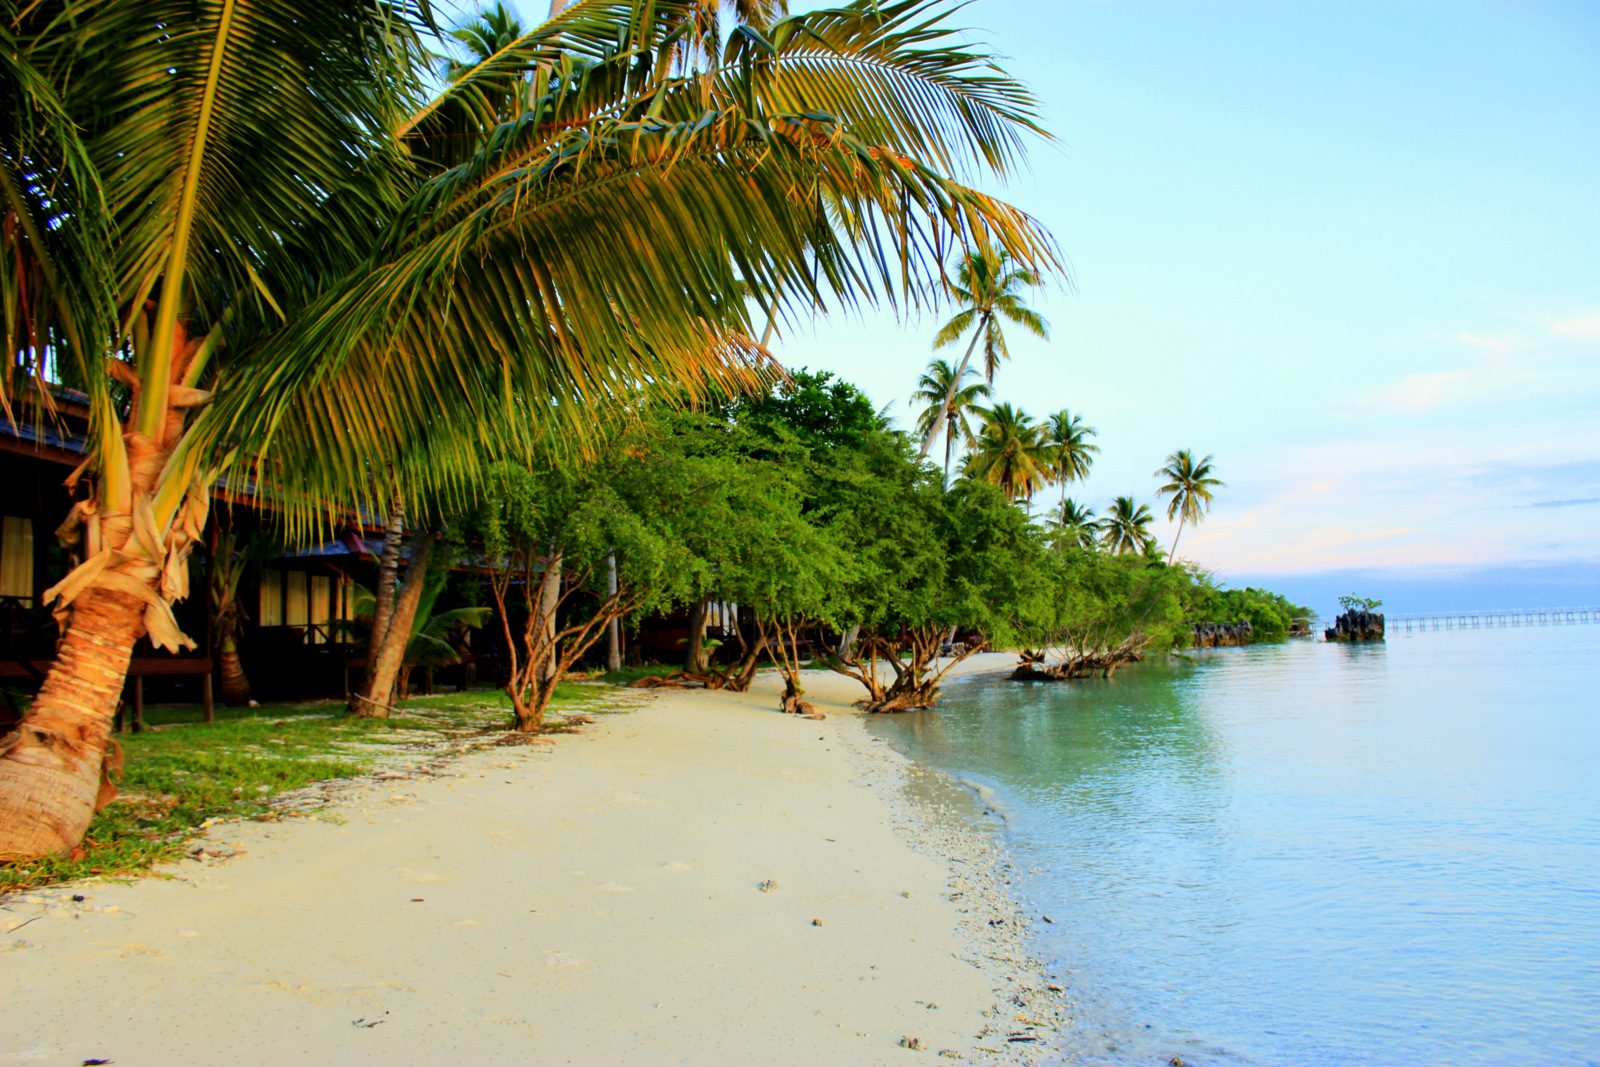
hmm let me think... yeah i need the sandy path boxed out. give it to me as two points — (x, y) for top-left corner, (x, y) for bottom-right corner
(2, 657), (1037, 1066)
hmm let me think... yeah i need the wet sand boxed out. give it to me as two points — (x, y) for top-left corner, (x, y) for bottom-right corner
(1, 655), (1061, 1066)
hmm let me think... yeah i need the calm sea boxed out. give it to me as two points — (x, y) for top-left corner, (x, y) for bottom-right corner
(866, 626), (1600, 1067)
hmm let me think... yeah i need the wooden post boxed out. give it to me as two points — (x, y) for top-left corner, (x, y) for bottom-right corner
(201, 672), (214, 723)
(132, 675), (144, 734)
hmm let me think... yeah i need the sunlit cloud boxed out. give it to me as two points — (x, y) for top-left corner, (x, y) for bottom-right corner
(1551, 312), (1600, 337)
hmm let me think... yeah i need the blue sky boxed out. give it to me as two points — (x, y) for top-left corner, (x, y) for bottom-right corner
(514, 1), (1600, 610)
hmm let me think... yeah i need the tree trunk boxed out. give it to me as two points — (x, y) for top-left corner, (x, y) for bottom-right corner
(605, 552), (621, 672)
(836, 623), (860, 659)
(352, 528), (436, 717)
(685, 595), (709, 673)
(0, 584), (146, 855)
(537, 551), (561, 684)
(0, 315), (211, 857)
(217, 636), (251, 705)
(362, 501), (405, 693)
(918, 323), (986, 459)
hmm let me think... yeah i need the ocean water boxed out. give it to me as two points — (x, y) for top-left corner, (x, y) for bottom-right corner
(865, 626), (1600, 1067)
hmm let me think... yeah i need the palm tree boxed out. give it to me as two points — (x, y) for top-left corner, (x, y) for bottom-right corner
(911, 359), (990, 487)
(965, 403), (1053, 505)
(1102, 496), (1157, 556)
(917, 250), (1050, 458)
(0, 0), (1058, 856)
(441, 4), (528, 87)
(1053, 498), (1101, 550)
(341, 579), (491, 701)
(1154, 450), (1224, 565)
(1043, 409), (1099, 506)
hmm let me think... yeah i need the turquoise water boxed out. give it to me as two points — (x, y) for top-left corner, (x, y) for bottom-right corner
(865, 627), (1600, 1066)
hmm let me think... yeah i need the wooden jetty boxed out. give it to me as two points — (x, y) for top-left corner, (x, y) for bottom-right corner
(1389, 608), (1597, 634)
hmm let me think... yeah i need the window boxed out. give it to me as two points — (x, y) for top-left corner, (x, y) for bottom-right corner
(258, 569), (283, 627)
(310, 575), (331, 644)
(285, 570), (308, 628)
(0, 516), (34, 604)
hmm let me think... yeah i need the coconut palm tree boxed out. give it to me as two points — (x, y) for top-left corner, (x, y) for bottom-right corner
(917, 250), (1050, 458)
(1053, 498), (1101, 550)
(0, 0), (1059, 856)
(965, 403), (1053, 505)
(340, 579), (491, 701)
(1102, 496), (1157, 556)
(911, 359), (990, 487)
(1043, 409), (1098, 506)
(1154, 449), (1224, 565)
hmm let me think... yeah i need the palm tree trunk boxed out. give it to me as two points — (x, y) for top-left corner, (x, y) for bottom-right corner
(217, 635), (251, 705)
(918, 322), (986, 459)
(353, 528), (436, 717)
(363, 501), (405, 690)
(1166, 520), (1183, 567)
(0, 320), (208, 856)
(0, 583), (147, 856)
(943, 419), (954, 488)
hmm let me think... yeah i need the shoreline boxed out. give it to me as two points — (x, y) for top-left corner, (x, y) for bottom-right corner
(2, 654), (1064, 1066)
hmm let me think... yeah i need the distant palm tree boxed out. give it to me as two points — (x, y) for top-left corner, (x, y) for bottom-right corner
(1102, 496), (1157, 555)
(918, 250), (1049, 458)
(1053, 498), (1100, 550)
(1044, 409), (1099, 506)
(966, 403), (1053, 505)
(442, 4), (526, 84)
(912, 358), (991, 486)
(1154, 450), (1224, 565)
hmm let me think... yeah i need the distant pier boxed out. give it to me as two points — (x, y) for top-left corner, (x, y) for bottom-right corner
(1388, 608), (1598, 634)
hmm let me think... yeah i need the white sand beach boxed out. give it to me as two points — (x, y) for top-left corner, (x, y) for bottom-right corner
(2, 655), (1062, 1066)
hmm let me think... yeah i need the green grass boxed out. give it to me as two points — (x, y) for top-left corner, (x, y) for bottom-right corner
(1, 681), (627, 893)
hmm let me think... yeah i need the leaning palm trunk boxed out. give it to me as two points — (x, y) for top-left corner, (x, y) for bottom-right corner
(0, 334), (212, 856)
(352, 529), (437, 717)
(918, 327), (985, 459)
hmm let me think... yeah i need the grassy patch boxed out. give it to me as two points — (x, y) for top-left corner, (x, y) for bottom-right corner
(0, 684), (627, 893)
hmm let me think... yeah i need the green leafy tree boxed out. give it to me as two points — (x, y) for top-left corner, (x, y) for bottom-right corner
(821, 434), (1045, 711)
(1190, 582), (1313, 641)
(475, 454), (701, 731)
(911, 358), (990, 486)
(917, 249), (1050, 458)
(0, 0), (1059, 855)
(1154, 449), (1224, 565)
(1101, 496), (1157, 556)
(735, 369), (880, 452)
(1021, 547), (1189, 677)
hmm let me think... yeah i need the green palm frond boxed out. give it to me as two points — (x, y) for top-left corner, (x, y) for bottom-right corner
(14, 0), (1061, 538)
(1154, 449), (1225, 524)
(1101, 495), (1156, 555)
(0, 24), (119, 426)
(965, 402), (1050, 503)
(198, 8), (1059, 526)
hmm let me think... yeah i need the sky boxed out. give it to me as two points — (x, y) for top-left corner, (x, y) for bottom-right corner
(511, 1), (1600, 614)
